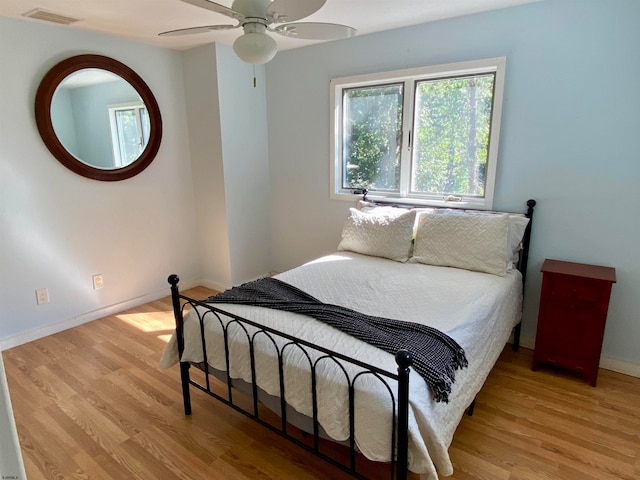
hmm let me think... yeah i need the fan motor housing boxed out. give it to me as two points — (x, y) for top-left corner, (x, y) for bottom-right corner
(232, 0), (272, 18)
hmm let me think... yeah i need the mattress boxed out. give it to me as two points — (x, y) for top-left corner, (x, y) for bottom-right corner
(160, 252), (522, 479)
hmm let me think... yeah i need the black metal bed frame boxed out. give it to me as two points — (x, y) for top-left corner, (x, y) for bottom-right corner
(167, 199), (536, 480)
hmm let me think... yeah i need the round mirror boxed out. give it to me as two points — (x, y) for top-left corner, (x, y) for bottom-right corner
(35, 55), (162, 181)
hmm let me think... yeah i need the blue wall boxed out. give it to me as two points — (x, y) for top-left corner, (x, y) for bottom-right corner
(0, 17), (198, 346)
(265, 0), (640, 366)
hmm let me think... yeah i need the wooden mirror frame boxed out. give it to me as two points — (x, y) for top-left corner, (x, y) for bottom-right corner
(35, 54), (163, 181)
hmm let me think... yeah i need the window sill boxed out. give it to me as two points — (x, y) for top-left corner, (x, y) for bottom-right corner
(331, 191), (493, 211)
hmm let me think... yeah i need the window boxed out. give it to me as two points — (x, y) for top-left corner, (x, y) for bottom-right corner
(330, 57), (506, 209)
(108, 102), (150, 167)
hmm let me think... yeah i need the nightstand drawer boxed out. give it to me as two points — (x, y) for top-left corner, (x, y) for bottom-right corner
(548, 276), (604, 303)
(545, 297), (599, 319)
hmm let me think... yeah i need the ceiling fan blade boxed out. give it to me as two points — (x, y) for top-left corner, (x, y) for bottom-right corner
(180, 0), (245, 21)
(273, 22), (356, 40)
(159, 24), (238, 36)
(267, 0), (326, 23)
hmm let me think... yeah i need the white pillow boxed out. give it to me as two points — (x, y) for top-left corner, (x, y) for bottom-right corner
(337, 208), (417, 262)
(432, 209), (530, 270)
(411, 212), (509, 276)
(506, 215), (530, 269)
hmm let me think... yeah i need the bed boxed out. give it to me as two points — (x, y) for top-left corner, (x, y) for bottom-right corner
(160, 198), (536, 480)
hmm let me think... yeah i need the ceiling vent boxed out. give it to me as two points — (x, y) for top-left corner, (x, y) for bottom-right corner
(22, 8), (81, 25)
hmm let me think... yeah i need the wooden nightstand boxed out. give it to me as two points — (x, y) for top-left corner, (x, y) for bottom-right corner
(532, 259), (616, 386)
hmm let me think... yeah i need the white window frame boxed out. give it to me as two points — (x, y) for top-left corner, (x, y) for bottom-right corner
(330, 57), (506, 210)
(108, 101), (148, 167)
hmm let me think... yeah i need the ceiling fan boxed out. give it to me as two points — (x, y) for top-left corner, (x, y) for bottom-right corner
(159, 0), (357, 64)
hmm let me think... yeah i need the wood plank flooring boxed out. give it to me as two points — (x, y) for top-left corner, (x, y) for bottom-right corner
(3, 286), (639, 480)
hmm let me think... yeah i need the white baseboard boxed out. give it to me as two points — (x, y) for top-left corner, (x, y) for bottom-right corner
(0, 280), (201, 352)
(519, 335), (640, 379)
(599, 357), (640, 378)
(4, 295), (638, 381)
(195, 278), (229, 293)
(517, 335), (535, 351)
(195, 273), (271, 294)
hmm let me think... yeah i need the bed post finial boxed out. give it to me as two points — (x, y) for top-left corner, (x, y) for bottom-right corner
(168, 274), (180, 287)
(395, 349), (412, 369)
(395, 350), (411, 480)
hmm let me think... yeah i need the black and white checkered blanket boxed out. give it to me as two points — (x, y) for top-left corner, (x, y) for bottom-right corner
(206, 277), (467, 403)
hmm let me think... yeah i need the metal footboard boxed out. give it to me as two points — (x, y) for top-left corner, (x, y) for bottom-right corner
(168, 274), (412, 480)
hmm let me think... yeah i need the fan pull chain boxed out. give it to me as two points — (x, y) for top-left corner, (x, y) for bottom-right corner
(253, 65), (257, 88)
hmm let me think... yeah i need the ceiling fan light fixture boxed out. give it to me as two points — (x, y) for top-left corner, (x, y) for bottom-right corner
(167, 0), (357, 64)
(233, 31), (277, 64)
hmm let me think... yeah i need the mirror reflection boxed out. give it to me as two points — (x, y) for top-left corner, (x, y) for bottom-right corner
(36, 54), (162, 181)
(51, 69), (150, 170)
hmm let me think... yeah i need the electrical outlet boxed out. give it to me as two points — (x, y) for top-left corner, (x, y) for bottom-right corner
(92, 274), (104, 290)
(36, 288), (49, 305)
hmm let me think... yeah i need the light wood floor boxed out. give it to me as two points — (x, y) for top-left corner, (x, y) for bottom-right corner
(3, 287), (639, 480)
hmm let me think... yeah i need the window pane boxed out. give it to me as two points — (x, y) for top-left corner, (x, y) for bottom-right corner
(342, 84), (403, 191)
(115, 108), (143, 165)
(411, 74), (495, 197)
(140, 107), (150, 145)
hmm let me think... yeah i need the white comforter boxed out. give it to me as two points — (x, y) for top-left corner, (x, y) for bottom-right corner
(160, 252), (522, 479)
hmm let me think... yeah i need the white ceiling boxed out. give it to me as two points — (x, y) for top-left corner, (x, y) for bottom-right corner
(0, 0), (541, 52)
